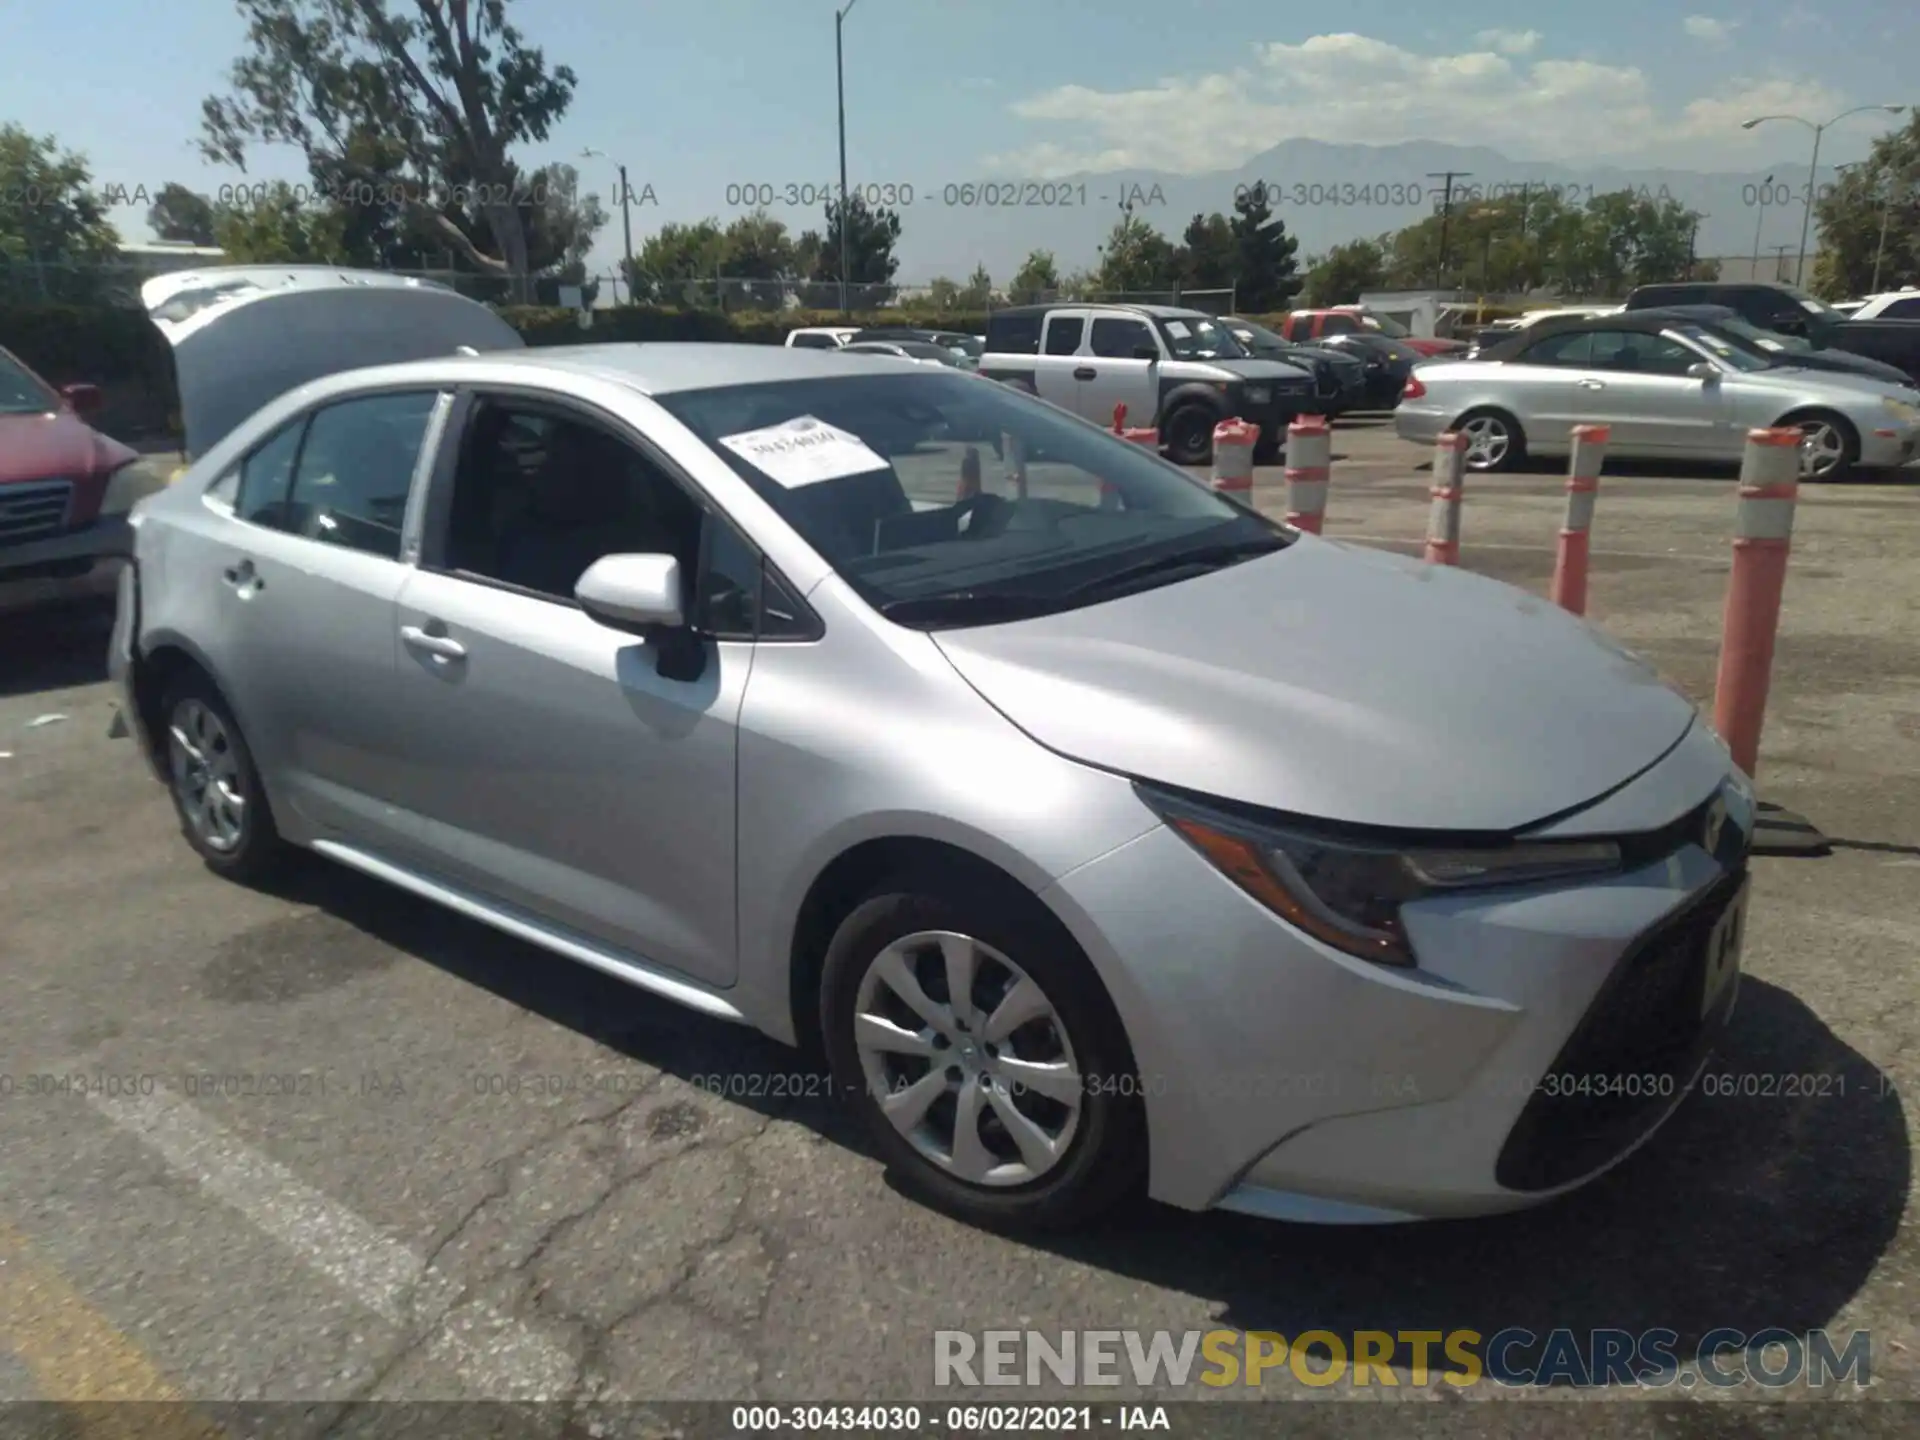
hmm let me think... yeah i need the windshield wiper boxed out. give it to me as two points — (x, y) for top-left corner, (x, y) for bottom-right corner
(878, 590), (1062, 626)
(1062, 536), (1289, 601)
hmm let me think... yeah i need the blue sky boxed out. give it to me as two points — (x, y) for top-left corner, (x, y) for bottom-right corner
(9, 0), (1915, 280)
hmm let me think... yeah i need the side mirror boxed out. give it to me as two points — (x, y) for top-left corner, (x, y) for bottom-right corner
(61, 382), (103, 416)
(1687, 362), (1719, 381)
(1132, 345), (1160, 361)
(576, 553), (684, 632)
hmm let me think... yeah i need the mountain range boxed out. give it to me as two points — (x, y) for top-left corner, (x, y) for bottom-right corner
(884, 138), (1843, 283)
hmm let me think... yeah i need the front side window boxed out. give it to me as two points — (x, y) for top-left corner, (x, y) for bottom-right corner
(1317, 313), (1360, 335)
(1043, 316), (1085, 355)
(1089, 317), (1155, 358)
(655, 371), (1287, 628)
(285, 392), (439, 559)
(0, 350), (58, 415)
(1585, 331), (1698, 376)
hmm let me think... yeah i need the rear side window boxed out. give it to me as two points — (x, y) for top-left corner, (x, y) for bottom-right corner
(1317, 313), (1360, 334)
(1881, 297), (1920, 319)
(790, 333), (839, 349)
(235, 420), (307, 528)
(285, 392), (439, 560)
(985, 313), (1042, 355)
(1044, 316), (1086, 355)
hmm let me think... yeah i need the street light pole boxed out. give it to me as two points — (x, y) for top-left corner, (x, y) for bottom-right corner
(1751, 173), (1772, 274)
(582, 148), (633, 304)
(1742, 104), (1905, 289)
(835, 0), (860, 315)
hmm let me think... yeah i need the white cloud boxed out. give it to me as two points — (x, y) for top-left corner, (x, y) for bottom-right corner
(985, 32), (1853, 175)
(1474, 28), (1541, 56)
(1684, 15), (1737, 43)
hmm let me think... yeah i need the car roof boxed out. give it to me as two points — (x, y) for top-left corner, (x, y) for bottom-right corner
(989, 302), (1210, 321)
(332, 342), (935, 396)
(1473, 310), (1711, 359)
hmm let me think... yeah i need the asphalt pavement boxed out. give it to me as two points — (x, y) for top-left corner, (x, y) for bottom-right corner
(0, 422), (1914, 1421)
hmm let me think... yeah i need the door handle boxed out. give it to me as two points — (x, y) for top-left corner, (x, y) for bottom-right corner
(1073, 367), (1097, 380)
(1578, 379), (1605, 390)
(401, 625), (466, 661)
(222, 558), (264, 593)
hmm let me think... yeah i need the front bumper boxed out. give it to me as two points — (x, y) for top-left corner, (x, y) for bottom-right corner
(1042, 726), (1751, 1220)
(1859, 423), (1920, 469)
(0, 516), (132, 611)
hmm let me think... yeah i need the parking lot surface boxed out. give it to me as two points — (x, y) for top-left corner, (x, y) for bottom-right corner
(0, 423), (1915, 1417)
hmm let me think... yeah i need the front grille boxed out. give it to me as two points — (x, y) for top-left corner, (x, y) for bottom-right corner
(0, 479), (74, 546)
(1494, 867), (1746, 1193)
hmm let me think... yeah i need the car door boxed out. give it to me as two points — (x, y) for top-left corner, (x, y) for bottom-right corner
(1573, 330), (1726, 455)
(384, 390), (754, 989)
(1081, 315), (1161, 430)
(191, 388), (450, 859)
(1033, 311), (1089, 415)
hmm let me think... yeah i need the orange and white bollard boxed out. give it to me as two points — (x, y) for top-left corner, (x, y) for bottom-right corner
(1283, 415), (1332, 533)
(1424, 431), (1468, 565)
(1112, 402), (1128, 434)
(956, 444), (982, 502)
(1550, 424), (1608, 615)
(1001, 430), (1028, 499)
(1712, 427), (1801, 778)
(1209, 418), (1258, 496)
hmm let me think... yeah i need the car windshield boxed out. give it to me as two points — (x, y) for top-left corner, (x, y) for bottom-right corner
(1782, 286), (1847, 323)
(1670, 325), (1771, 372)
(0, 351), (59, 415)
(1710, 315), (1811, 353)
(1157, 316), (1248, 360)
(894, 341), (965, 364)
(1357, 313), (1411, 337)
(655, 371), (1288, 625)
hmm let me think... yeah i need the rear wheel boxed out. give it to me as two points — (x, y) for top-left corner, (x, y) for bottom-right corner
(1455, 408), (1526, 473)
(160, 673), (288, 884)
(820, 874), (1146, 1230)
(1782, 410), (1858, 482)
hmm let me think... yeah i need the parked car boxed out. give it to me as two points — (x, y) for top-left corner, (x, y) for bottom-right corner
(1495, 304), (1919, 393)
(785, 326), (860, 350)
(1220, 317), (1368, 416)
(1306, 331), (1423, 409)
(1622, 282), (1920, 384)
(1397, 312), (1920, 480)
(116, 266), (1759, 1231)
(840, 339), (972, 369)
(0, 343), (142, 611)
(980, 303), (1316, 463)
(851, 328), (983, 368)
(1277, 309), (1468, 358)
(1843, 289), (1920, 321)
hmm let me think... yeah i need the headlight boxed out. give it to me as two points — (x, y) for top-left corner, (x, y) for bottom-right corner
(1139, 786), (1622, 967)
(1880, 396), (1918, 421)
(1244, 385), (1271, 404)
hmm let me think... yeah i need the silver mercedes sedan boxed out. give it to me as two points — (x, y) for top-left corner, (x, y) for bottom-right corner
(1398, 314), (1920, 480)
(113, 268), (1757, 1231)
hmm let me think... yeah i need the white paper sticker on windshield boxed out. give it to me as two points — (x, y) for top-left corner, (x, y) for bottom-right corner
(1164, 319), (1192, 337)
(716, 414), (889, 488)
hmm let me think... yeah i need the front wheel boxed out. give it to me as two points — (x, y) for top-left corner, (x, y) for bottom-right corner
(820, 877), (1146, 1231)
(1161, 404), (1219, 466)
(1783, 411), (1858, 482)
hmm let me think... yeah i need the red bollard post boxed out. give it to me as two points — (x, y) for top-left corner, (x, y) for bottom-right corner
(1551, 424), (1609, 615)
(1424, 431), (1468, 565)
(1112, 402), (1127, 433)
(1209, 417), (1258, 496)
(1712, 427), (1802, 779)
(956, 444), (982, 501)
(1284, 415), (1332, 533)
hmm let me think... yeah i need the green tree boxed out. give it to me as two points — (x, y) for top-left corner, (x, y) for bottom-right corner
(201, 0), (578, 301)
(1812, 113), (1920, 298)
(957, 262), (993, 307)
(1302, 238), (1387, 306)
(814, 193), (903, 306)
(1176, 212), (1237, 291)
(626, 219), (727, 305)
(1230, 183), (1302, 311)
(717, 209), (797, 309)
(0, 125), (120, 264)
(1008, 248), (1061, 302)
(1091, 213), (1179, 293)
(147, 182), (218, 245)
(212, 181), (349, 263)
(926, 276), (961, 309)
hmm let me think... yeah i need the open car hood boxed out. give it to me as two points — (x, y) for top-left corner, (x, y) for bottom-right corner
(143, 266), (525, 458)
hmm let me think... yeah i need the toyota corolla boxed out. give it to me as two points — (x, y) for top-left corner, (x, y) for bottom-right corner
(112, 268), (1756, 1231)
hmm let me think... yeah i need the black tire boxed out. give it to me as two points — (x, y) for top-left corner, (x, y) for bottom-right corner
(1254, 429), (1283, 465)
(820, 872), (1147, 1231)
(1162, 403), (1219, 466)
(158, 671), (289, 885)
(1779, 409), (1858, 482)
(1453, 407), (1527, 473)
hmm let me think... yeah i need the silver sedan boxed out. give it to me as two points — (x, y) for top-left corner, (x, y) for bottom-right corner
(1397, 318), (1920, 480)
(114, 267), (1758, 1232)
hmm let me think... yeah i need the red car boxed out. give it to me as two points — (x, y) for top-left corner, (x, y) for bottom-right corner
(1, 344), (141, 610)
(1277, 308), (1468, 358)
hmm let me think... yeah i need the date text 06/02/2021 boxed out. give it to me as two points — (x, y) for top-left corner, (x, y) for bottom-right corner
(1229, 179), (1681, 209)
(720, 182), (1168, 210)
(729, 1404), (1173, 1431)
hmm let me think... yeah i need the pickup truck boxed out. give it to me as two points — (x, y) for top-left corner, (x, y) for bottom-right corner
(1623, 282), (1920, 384)
(1276, 308), (1468, 358)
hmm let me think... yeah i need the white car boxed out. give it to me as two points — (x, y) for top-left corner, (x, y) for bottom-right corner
(785, 326), (860, 350)
(1844, 290), (1920, 321)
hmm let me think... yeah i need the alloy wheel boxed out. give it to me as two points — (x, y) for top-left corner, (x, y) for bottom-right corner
(1796, 421), (1845, 479)
(167, 698), (247, 853)
(1460, 415), (1510, 470)
(851, 930), (1083, 1187)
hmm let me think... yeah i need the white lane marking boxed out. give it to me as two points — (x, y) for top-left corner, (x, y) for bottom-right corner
(86, 1086), (575, 1399)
